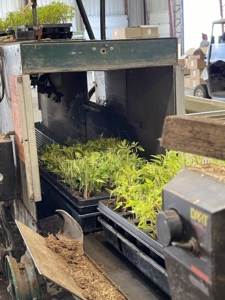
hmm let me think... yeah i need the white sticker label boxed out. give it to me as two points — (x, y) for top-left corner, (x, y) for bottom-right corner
(193, 70), (196, 77)
(115, 31), (117, 36)
(147, 29), (152, 35)
(191, 60), (194, 67)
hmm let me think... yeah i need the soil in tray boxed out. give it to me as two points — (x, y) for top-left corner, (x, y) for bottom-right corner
(45, 235), (126, 300)
(68, 187), (109, 201)
(41, 166), (110, 201)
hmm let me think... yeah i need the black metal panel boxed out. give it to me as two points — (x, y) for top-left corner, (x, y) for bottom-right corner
(38, 66), (175, 158)
(37, 72), (87, 144)
(0, 138), (16, 201)
(103, 66), (175, 156)
(164, 248), (212, 300)
(126, 66), (175, 155)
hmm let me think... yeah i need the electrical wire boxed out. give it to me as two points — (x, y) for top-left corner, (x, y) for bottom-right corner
(0, 49), (5, 102)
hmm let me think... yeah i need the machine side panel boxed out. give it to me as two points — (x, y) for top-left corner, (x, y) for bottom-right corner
(20, 38), (177, 73)
(212, 211), (225, 297)
(164, 248), (213, 300)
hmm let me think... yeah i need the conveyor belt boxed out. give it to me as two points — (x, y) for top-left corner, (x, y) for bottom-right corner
(84, 232), (170, 300)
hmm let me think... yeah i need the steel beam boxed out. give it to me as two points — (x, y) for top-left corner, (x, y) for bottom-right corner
(168, 0), (184, 54)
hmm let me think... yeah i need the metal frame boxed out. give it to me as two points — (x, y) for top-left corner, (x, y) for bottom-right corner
(168, 0), (184, 54)
(19, 39), (177, 74)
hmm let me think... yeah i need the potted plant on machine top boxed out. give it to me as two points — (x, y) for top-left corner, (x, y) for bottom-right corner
(0, 1), (76, 40)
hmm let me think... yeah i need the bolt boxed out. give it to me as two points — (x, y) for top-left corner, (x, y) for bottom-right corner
(92, 47), (96, 51)
(0, 174), (3, 182)
(17, 76), (22, 83)
(110, 47), (114, 50)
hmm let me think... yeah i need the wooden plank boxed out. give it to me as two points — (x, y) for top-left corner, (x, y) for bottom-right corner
(16, 221), (86, 300)
(188, 110), (225, 119)
(160, 115), (225, 160)
(175, 65), (185, 115)
(16, 75), (34, 201)
(22, 75), (41, 202)
(185, 95), (225, 113)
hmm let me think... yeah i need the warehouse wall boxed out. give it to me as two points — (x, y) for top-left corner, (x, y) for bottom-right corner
(0, 0), (25, 19)
(146, 0), (170, 37)
(82, 0), (128, 39)
(82, 0), (125, 16)
(128, 0), (145, 27)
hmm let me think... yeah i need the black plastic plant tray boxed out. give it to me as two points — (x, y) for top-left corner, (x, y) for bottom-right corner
(66, 202), (102, 234)
(98, 200), (164, 257)
(40, 166), (110, 214)
(26, 23), (72, 31)
(41, 32), (73, 40)
(40, 177), (102, 233)
(25, 24), (72, 40)
(0, 31), (8, 37)
(98, 216), (169, 295)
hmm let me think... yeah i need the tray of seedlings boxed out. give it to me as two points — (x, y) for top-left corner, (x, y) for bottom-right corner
(39, 135), (145, 233)
(98, 151), (224, 294)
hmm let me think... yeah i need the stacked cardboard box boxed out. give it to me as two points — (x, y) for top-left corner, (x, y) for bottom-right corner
(179, 47), (208, 90)
(112, 25), (159, 39)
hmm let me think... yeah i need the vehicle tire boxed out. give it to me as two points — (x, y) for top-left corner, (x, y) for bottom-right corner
(193, 84), (211, 99)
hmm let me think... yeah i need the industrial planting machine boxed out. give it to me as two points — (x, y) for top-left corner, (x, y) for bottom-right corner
(1, 0), (224, 299)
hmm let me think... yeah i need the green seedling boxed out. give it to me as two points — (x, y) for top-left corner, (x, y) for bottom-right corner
(0, 1), (75, 32)
(40, 137), (145, 200)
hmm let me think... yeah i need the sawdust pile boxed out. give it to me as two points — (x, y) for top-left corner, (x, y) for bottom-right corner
(45, 235), (126, 300)
(189, 163), (225, 182)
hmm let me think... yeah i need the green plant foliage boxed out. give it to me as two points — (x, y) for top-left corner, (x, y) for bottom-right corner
(37, 1), (75, 24)
(41, 138), (225, 239)
(0, 1), (75, 31)
(111, 151), (225, 238)
(40, 137), (145, 200)
(0, 18), (6, 31)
